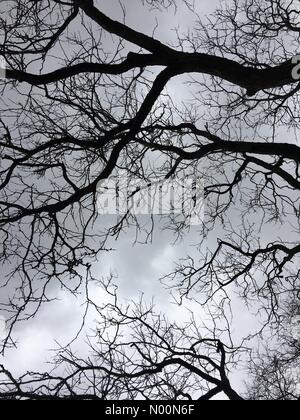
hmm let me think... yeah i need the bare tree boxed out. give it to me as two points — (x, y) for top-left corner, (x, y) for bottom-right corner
(0, 0), (299, 399)
(0, 279), (244, 400)
(246, 296), (300, 400)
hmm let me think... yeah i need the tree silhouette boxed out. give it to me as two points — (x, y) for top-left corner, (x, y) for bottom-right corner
(246, 296), (300, 400)
(0, 0), (299, 399)
(0, 278), (244, 400)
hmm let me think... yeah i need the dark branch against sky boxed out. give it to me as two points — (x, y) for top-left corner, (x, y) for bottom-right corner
(0, 0), (299, 400)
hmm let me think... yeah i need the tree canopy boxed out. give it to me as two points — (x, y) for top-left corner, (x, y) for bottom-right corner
(0, 0), (299, 400)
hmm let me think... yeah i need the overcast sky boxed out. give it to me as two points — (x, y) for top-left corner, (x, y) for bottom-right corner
(0, 0), (272, 397)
